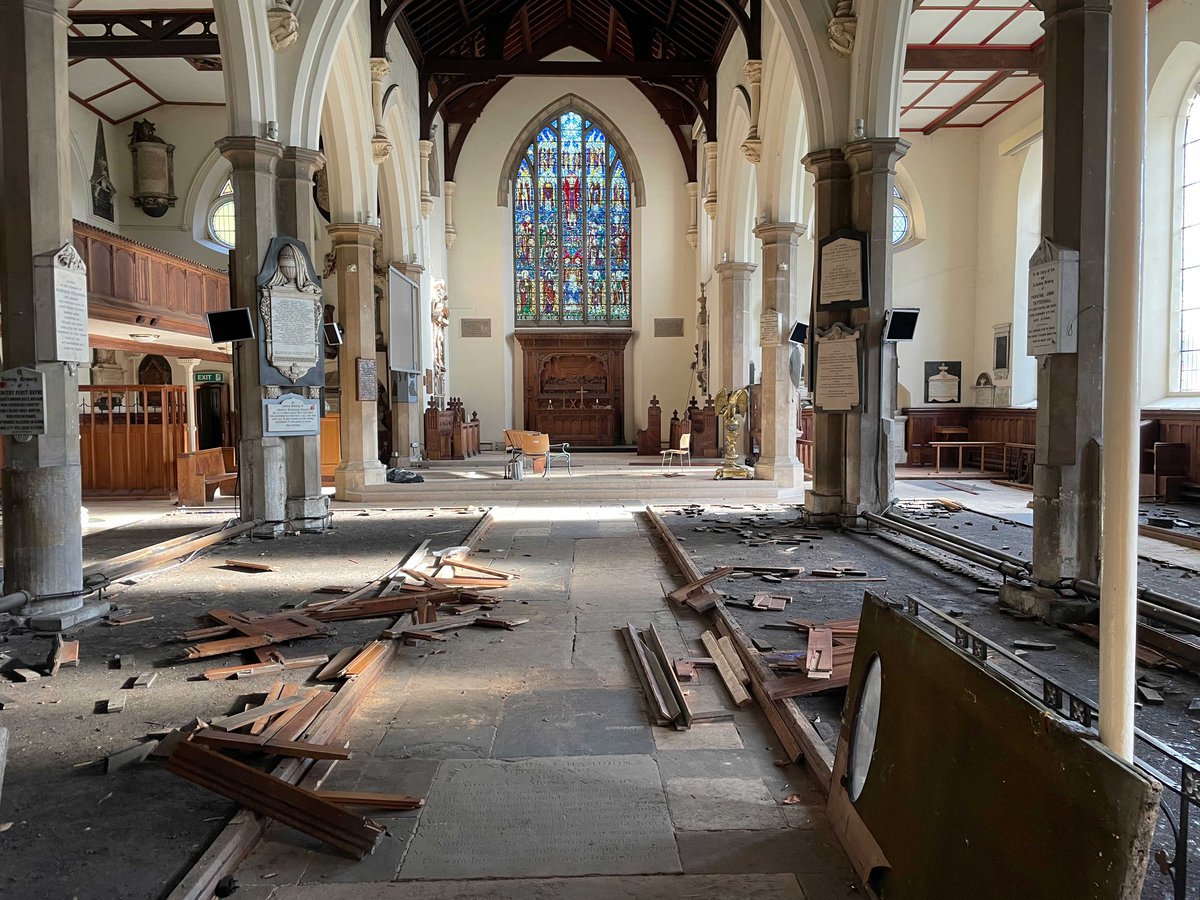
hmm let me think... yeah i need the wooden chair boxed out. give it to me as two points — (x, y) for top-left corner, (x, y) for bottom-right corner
(661, 432), (691, 468)
(521, 432), (572, 477)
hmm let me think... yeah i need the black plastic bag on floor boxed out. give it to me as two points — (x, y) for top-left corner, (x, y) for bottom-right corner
(386, 468), (424, 484)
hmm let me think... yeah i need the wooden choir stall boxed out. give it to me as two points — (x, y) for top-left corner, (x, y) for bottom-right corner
(423, 397), (481, 460)
(636, 395), (719, 457)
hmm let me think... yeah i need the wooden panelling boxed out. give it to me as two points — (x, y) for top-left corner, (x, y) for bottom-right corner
(1155, 411), (1200, 483)
(73, 220), (230, 337)
(80, 386), (187, 497)
(321, 414), (341, 484)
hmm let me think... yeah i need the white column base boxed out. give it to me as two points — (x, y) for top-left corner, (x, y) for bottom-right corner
(755, 458), (802, 489)
(334, 460), (387, 496)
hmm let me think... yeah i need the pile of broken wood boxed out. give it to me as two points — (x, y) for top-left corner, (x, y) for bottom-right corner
(181, 541), (527, 679)
(163, 640), (419, 860)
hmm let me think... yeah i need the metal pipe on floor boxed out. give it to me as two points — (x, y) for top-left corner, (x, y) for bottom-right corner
(0, 591), (31, 613)
(880, 507), (1031, 570)
(863, 511), (1030, 579)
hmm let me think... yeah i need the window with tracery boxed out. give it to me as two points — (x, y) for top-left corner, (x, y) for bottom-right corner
(513, 110), (631, 326)
(1180, 89), (1200, 391)
(892, 186), (912, 247)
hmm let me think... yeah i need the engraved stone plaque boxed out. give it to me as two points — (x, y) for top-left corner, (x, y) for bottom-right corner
(654, 318), (685, 338)
(257, 239), (323, 384)
(34, 243), (90, 364)
(461, 317), (492, 338)
(759, 308), (780, 346)
(357, 357), (378, 402)
(818, 231), (868, 307)
(0, 367), (47, 436)
(262, 393), (320, 436)
(1027, 238), (1079, 356)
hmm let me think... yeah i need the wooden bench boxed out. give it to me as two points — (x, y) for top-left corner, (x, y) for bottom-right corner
(177, 448), (237, 506)
(930, 440), (1005, 475)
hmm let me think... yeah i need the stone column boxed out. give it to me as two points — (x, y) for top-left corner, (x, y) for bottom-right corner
(685, 182), (699, 248)
(444, 181), (457, 250)
(328, 223), (386, 495)
(369, 58), (392, 165)
(754, 223), (806, 488)
(715, 261), (756, 390)
(742, 60), (763, 164)
(180, 358), (199, 452)
(703, 142), (719, 219)
(418, 140), (434, 218)
(1009, 0), (1112, 619)
(277, 146), (329, 526)
(0, 0), (86, 621)
(804, 140), (907, 524)
(218, 135), (287, 534)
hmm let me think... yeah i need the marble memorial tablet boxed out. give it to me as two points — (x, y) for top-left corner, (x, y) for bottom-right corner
(654, 318), (684, 338)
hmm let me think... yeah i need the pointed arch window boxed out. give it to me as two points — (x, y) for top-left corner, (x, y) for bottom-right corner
(513, 110), (631, 326)
(1180, 89), (1200, 391)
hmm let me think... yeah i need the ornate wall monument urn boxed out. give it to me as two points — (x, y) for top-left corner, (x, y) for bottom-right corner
(128, 119), (176, 218)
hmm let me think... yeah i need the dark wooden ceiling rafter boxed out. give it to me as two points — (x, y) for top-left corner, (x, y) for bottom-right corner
(380, 1), (755, 185)
(68, 10), (220, 59)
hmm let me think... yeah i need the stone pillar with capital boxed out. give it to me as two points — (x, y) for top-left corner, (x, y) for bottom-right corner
(369, 58), (392, 165)
(444, 181), (457, 249)
(218, 135), (287, 533)
(328, 223), (387, 495)
(703, 142), (719, 219)
(0, 0), (86, 622)
(754, 222), (805, 488)
(742, 60), (763, 164)
(804, 138), (907, 522)
(685, 182), (699, 248)
(180, 358), (200, 452)
(278, 145), (329, 525)
(1005, 0), (1111, 620)
(715, 261), (756, 391)
(418, 140), (434, 218)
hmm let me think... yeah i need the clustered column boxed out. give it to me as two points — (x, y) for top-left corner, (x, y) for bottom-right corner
(715, 260), (756, 391)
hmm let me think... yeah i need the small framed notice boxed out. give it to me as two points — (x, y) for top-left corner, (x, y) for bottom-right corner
(461, 317), (492, 338)
(0, 367), (47, 436)
(813, 323), (862, 412)
(817, 229), (869, 309)
(263, 393), (320, 437)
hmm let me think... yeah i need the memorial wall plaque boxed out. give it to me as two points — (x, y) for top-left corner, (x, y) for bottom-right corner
(924, 361), (962, 404)
(760, 308), (780, 346)
(817, 230), (869, 309)
(356, 357), (378, 402)
(34, 243), (90, 365)
(263, 393), (320, 437)
(653, 318), (684, 338)
(814, 324), (862, 412)
(1026, 238), (1079, 356)
(257, 238), (324, 387)
(461, 317), (493, 338)
(0, 367), (47, 436)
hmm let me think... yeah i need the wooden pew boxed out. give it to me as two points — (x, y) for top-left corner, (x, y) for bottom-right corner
(177, 448), (237, 506)
(636, 396), (662, 455)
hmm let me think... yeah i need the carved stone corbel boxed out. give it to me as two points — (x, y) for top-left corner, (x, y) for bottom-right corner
(828, 1), (856, 57)
(267, 0), (299, 52)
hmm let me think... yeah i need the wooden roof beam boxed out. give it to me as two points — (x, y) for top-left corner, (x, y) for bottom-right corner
(68, 11), (220, 59)
(922, 70), (1012, 135)
(905, 45), (1042, 73)
(423, 57), (711, 78)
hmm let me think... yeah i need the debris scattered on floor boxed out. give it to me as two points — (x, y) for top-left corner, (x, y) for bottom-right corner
(223, 559), (277, 573)
(622, 622), (694, 728)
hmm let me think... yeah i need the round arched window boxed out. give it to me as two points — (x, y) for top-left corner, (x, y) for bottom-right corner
(208, 179), (236, 249)
(891, 186), (912, 246)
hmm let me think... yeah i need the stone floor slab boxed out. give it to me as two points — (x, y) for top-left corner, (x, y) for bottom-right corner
(652, 721), (744, 751)
(492, 687), (654, 758)
(399, 755), (680, 879)
(299, 820), (417, 884)
(272, 874), (808, 899)
(676, 828), (856, 879)
(665, 776), (787, 831)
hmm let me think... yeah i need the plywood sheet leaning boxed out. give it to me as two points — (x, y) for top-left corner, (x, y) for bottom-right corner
(828, 592), (1161, 900)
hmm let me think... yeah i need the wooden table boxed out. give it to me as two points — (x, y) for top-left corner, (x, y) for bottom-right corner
(930, 441), (1005, 474)
(933, 425), (969, 441)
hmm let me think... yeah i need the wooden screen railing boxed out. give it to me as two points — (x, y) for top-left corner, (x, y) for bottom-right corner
(80, 385), (188, 497)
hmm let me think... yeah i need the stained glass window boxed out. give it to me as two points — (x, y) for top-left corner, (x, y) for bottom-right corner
(1180, 90), (1200, 391)
(513, 110), (632, 325)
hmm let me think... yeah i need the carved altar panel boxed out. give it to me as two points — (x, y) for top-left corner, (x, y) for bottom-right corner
(516, 330), (632, 447)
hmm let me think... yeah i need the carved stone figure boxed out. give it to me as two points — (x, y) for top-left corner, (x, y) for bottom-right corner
(431, 280), (450, 398)
(267, 0), (300, 52)
(693, 284), (710, 395)
(828, 0), (857, 57)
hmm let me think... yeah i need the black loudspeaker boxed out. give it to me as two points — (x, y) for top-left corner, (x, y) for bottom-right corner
(884, 308), (920, 341)
(323, 322), (344, 346)
(205, 308), (255, 343)
(789, 321), (809, 344)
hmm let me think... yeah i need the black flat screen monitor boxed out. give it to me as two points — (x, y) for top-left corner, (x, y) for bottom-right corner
(884, 308), (920, 342)
(323, 322), (344, 347)
(206, 308), (255, 344)
(789, 321), (809, 344)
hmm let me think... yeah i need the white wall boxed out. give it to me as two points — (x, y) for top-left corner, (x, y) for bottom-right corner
(447, 51), (697, 444)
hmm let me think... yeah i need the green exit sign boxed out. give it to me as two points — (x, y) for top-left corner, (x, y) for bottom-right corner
(195, 372), (224, 383)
